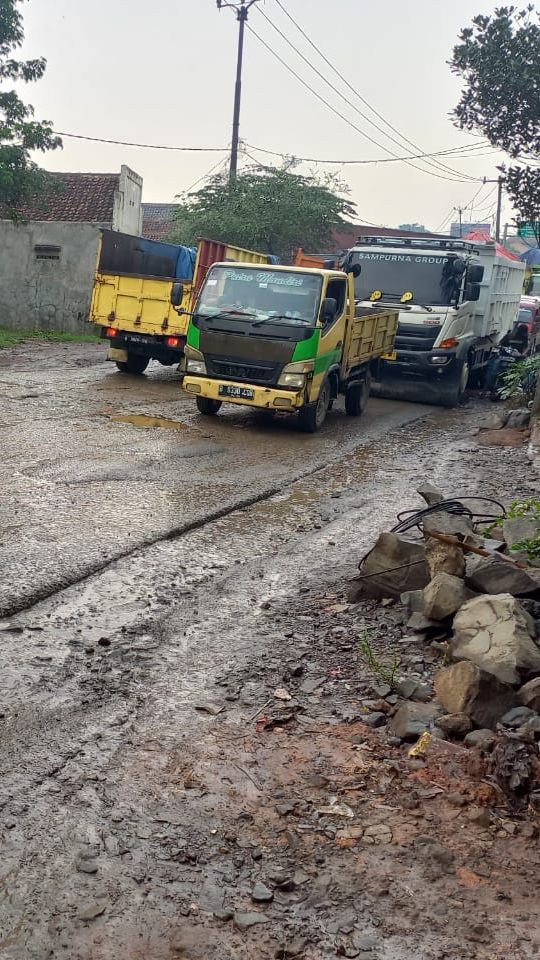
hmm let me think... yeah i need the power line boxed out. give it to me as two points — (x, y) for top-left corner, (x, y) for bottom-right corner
(54, 131), (227, 152)
(54, 128), (493, 167)
(246, 141), (494, 166)
(269, 0), (484, 182)
(182, 154), (230, 194)
(246, 23), (478, 183)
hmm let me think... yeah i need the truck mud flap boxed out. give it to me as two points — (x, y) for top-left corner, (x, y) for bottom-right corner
(371, 376), (451, 406)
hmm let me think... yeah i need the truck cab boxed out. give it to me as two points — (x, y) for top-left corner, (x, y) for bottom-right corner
(177, 261), (397, 432)
(343, 235), (524, 406)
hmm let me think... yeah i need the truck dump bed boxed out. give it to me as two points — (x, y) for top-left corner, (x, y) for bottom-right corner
(343, 306), (398, 375)
(90, 232), (274, 336)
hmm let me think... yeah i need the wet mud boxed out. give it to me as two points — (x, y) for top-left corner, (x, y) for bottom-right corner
(0, 342), (538, 959)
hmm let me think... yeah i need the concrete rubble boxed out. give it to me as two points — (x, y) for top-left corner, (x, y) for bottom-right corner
(355, 480), (540, 763)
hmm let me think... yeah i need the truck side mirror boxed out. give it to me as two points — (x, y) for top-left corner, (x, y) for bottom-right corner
(467, 263), (484, 284)
(171, 281), (184, 308)
(321, 297), (338, 324)
(465, 282), (481, 302)
(345, 263), (361, 278)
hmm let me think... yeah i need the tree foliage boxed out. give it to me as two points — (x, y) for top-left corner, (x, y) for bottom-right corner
(170, 164), (356, 262)
(506, 166), (540, 244)
(450, 6), (540, 238)
(0, 0), (61, 219)
(450, 5), (540, 158)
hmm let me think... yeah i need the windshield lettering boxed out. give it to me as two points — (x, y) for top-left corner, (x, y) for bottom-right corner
(352, 251), (457, 306)
(197, 266), (322, 326)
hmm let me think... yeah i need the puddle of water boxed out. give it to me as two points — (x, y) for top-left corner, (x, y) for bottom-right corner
(110, 414), (187, 431)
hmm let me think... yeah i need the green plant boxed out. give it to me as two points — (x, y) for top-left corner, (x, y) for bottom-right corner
(499, 355), (540, 404)
(485, 497), (540, 536)
(357, 630), (399, 688)
(0, 327), (100, 348)
(512, 536), (540, 560)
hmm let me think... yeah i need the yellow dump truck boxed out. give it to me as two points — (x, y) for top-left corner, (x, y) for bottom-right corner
(90, 231), (274, 374)
(175, 261), (398, 432)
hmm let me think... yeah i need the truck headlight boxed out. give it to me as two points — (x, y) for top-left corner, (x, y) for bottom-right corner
(186, 358), (207, 375)
(278, 360), (314, 389)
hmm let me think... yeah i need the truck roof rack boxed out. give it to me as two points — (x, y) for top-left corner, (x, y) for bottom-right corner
(355, 235), (484, 252)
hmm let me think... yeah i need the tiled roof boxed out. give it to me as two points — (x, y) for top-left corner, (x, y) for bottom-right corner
(0, 172), (120, 222)
(141, 202), (180, 241)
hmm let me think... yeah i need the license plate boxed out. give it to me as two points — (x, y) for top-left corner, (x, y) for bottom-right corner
(382, 351), (398, 361)
(218, 385), (255, 400)
(125, 334), (151, 345)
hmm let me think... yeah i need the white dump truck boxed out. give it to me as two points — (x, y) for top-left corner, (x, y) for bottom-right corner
(342, 235), (525, 406)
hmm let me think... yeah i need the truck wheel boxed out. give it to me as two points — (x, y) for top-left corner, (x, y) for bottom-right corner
(116, 353), (149, 375)
(298, 380), (330, 433)
(345, 375), (371, 416)
(196, 396), (222, 416)
(439, 361), (469, 408)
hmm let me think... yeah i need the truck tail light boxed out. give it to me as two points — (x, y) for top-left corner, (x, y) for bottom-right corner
(166, 336), (182, 348)
(440, 337), (459, 349)
(105, 326), (119, 338)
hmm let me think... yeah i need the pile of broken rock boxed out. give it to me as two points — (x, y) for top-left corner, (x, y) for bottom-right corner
(355, 484), (540, 765)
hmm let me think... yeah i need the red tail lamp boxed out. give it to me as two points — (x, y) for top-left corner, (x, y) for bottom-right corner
(166, 336), (182, 348)
(105, 326), (119, 338)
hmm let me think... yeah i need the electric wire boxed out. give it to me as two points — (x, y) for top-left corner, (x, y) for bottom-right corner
(246, 24), (478, 183)
(54, 129), (494, 168)
(269, 0), (487, 181)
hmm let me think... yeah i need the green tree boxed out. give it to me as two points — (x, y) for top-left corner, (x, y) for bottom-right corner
(0, 0), (61, 219)
(170, 164), (356, 262)
(450, 5), (540, 242)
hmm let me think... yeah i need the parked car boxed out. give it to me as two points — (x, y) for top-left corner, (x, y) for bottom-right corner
(515, 297), (540, 353)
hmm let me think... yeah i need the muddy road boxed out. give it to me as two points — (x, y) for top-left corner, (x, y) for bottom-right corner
(0, 342), (539, 960)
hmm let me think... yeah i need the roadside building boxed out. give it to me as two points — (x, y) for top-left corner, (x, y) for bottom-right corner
(0, 166), (143, 333)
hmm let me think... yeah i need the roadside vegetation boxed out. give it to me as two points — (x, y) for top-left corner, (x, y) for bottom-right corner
(0, 328), (99, 349)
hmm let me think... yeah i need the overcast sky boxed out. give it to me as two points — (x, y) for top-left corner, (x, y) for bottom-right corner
(18, 0), (510, 232)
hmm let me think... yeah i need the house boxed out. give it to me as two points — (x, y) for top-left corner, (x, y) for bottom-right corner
(142, 203), (180, 242)
(0, 166), (143, 333)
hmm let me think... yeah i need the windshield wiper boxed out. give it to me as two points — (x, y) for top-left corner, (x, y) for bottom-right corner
(196, 309), (258, 323)
(251, 314), (310, 328)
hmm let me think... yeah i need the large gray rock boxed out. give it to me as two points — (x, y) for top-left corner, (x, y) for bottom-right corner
(423, 511), (474, 538)
(435, 661), (517, 729)
(387, 701), (442, 741)
(423, 572), (474, 621)
(503, 517), (540, 552)
(435, 713), (473, 737)
(452, 594), (540, 685)
(425, 536), (466, 579)
(505, 408), (530, 429)
(417, 483), (445, 506)
(466, 556), (540, 597)
(355, 533), (430, 600)
(518, 677), (540, 712)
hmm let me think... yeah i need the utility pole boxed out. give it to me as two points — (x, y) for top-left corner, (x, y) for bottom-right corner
(482, 173), (506, 242)
(217, 0), (261, 183)
(454, 206), (464, 238)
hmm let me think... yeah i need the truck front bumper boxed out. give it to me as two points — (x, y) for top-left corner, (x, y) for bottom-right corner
(378, 349), (459, 380)
(182, 376), (305, 411)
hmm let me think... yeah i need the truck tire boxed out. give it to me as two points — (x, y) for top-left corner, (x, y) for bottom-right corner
(196, 396), (222, 416)
(298, 379), (330, 433)
(439, 360), (469, 408)
(116, 353), (149, 375)
(345, 374), (371, 416)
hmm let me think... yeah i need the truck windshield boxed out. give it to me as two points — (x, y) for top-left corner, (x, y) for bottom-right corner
(351, 251), (457, 306)
(196, 266), (322, 326)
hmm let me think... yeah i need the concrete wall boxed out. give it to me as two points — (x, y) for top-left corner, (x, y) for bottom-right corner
(113, 165), (143, 236)
(0, 220), (106, 333)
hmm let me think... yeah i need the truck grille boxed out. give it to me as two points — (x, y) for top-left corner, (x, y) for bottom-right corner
(205, 356), (280, 384)
(395, 322), (442, 352)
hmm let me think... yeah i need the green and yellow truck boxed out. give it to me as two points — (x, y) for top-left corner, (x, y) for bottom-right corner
(174, 260), (398, 432)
